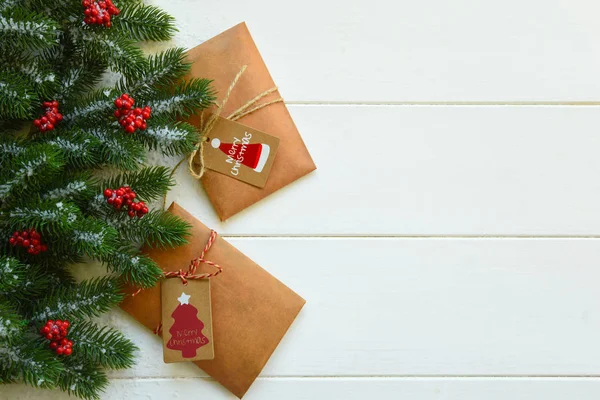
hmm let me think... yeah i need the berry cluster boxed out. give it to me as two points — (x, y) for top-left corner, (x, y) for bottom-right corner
(103, 186), (149, 218)
(33, 101), (63, 132)
(9, 229), (48, 255)
(82, 0), (119, 27)
(40, 320), (73, 356)
(114, 94), (151, 134)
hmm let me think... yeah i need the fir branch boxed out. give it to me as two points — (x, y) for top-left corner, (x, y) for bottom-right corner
(58, 358), (108, 400)
(0, 257), (50, 301)
(0, 50), (58, 99)
(121, 47), (189, 96)
(57, 57), (108, 102)
(69, 321), (137, 369)
(118, 209), (190, 248)
(112, 2), (176, 42)
(147, 78), (215, 119)
(62, 89), (115, 124)
(41, 173), (95, 203)
(136, 121), (198, 156)
(0, 73), (35, 119)
(71, 217), (118, 258)
(5, 200), (79, 235)
(0, 8), (58, 51)
(78, 30), (146, 77)
(0, 299), (27, 341)
(104, 247), (162, 288)
(0, 137), (26, 165)
(101, 165), (174, 201)
(31, 277), (123, 322)
(87, 127), (146, 169)
(0, 144), (64, 203)
(44, 130), (102, 168)
(0, 339), (63, 389)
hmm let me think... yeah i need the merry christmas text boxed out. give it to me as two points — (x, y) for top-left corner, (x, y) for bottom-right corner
(225, 132), (252, 176)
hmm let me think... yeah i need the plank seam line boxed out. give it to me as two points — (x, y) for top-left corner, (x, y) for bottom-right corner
(221, 235), (600, 239)
(286, 101), (600, 107)
(107, 375), (600, 381)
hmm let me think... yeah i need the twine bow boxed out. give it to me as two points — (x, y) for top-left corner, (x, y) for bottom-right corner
(163, 229), (222, 284)
(130, 230), (222, 297)
(131, 230), (223, 336)
(187, 65), (283, 179)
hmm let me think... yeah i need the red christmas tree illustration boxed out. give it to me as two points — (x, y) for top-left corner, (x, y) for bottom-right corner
(211, 137), (270, 172)
(167, 292), (209, 358)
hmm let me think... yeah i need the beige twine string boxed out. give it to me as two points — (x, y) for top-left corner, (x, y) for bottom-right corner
(162, 66), (283, 210)
(187, 65), (283, 180)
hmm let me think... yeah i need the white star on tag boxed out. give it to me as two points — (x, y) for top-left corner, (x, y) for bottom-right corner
(177, 292), (191, 305)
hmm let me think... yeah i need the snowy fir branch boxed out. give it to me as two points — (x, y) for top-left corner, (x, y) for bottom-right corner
(57, 358), (108, 400)
(0, 73), (35, 119)
(104, 247), (163, 288)
(31, 277), (123, 322)
(0, 0), (213, 398)
(69, 321), (137, 369)
(120, 47), (190, 96)
(102, 166), (175, 202)
(112, 2), (176, 42)
(0, 340), (64, 389)
(0, 8), (58, 51)
(148, 78), (215, 119)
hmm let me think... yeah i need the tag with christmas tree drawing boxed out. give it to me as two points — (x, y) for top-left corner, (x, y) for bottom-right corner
(202, 116), (280, 188)
(161, 278), (214, 362)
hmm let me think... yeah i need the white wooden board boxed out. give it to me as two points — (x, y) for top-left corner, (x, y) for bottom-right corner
(146, 0), (600, 103)
(7, 0), (600, 399)
(166, 105), (600, 236)
(6, 378), (600, 400)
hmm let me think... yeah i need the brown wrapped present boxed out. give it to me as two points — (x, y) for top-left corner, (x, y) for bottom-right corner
(185, 22), (316, 220)
(120, 203), (306, 398)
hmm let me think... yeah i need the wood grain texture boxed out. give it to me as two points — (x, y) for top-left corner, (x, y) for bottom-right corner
(6, 378), (600, 400)
(50, 238), (600, 380)
(7, 0), (600, 399)
(144, 0), (600, 102)
(165, 105), (600, 236)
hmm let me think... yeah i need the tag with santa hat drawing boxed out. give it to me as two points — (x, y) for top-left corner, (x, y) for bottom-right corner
(161, 278), (214, 362)
(202, 116), (280, 188)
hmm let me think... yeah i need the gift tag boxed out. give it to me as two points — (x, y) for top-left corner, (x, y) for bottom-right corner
(202, 116), (280, 188)
(161, 279), (214, 362)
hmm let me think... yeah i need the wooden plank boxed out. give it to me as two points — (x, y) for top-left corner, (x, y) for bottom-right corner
(167, 105), (600, 236)
(146, 0), (600, 102)
(6, 378), (600, 400)
(84, 238), (600, 378)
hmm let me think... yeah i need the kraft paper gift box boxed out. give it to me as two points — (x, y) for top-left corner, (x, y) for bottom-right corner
(185, 22), (316, 220)
(120, 203), (306, 398)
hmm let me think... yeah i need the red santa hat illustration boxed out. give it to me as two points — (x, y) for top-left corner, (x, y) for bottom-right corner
(211, 138), (270, 173)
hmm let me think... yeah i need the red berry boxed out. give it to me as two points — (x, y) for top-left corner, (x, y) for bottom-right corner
(49, 341), (58, 349)
(9, 237), (16, 246)
(64, 348), (73, 356)
(46, 333), (53, 340)
(63, 321), (70, 328)
(141, 206), (149, 214)
(56, 347), (64, 355)
(46, 123), (54, 131)
(125, 125), (135, 134)
(104, 188), (113, 197)
(40, 244), (48, 252)
(128, 210), (135, 218)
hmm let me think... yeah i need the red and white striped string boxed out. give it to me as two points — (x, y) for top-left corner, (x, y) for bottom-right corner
(131, 230), (223, 335)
